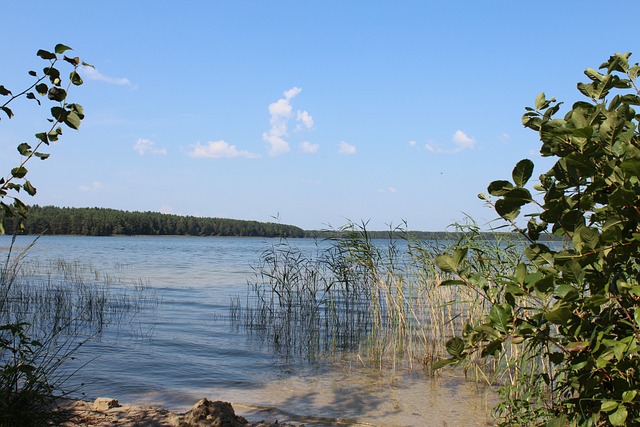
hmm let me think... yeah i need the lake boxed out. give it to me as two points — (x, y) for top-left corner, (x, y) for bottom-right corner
(1, 235), (494, 426)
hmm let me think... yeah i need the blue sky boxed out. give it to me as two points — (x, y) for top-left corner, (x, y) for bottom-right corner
(1, 1), (638, 231)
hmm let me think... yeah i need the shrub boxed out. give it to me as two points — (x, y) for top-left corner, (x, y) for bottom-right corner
(434, 53), (640, 426)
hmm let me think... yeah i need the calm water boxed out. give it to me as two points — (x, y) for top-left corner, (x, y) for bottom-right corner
(1, 235), (494, 426)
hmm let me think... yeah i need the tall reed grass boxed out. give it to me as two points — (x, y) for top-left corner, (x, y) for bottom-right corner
(0, 236), (157, 425)
(231, 221), (554, 399)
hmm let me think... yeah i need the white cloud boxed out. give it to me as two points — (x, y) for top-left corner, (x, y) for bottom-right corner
(300, 141), (319, 154)
(499, 132), (510, 142)
(338, 141), (356, 155)
(408, 140), (417, 147)
(79, 181), (103, 192)
(263, 87), (312, 157)
(452, 130), (476, 150)
(284, 87), (302, 99)
(79, 66), (134, 87)
(422, 131), (476, 154)
(377, 187), (397, 193)
(187, 140), (259, 159)
(296, 110), (314, 130)
(263, 133), (291, 156)
(133, 138), (167, 156)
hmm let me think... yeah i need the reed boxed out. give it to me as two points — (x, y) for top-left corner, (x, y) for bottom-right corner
(232, 220), (551, 392)
(0, 236), (157, 426)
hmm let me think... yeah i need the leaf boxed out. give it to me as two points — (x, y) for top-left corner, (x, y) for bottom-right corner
(23, 180), (36, 196)
(495, 198), (523, 221)
(48, 87), (67, 102)
(512, 159), (534, 187)
(535, 93), (549, 110)
(565, 341), (589, 352)
(17, 143), (32, 156)
(609, 406), (628, 426)
(35, 132), (48, 144)
(55, 44), (73, 54)
(35, 83), (48, 95)
(431, 358), (457, 370)
(36, 49), (56, 60)
(545, 306), (572, 326)
(601, 400), (618, 413)
(445, 337), (465, 358)
(488, 180), (514, 196)
(545, 415), (568, 427)
(64, 111), (81, 130)
(489, 304), (512, 333)
(0, 85), (12, 96)
(11, 167), (28, 179)
(1, 106), (13, 119)
(439, 279), (466, 286)
(435, 254), (457, 273)
(64, 56), (80, 66)
(622, 390), (637, 403)
(481, 339), (503, 357)
(70, 70), (83, 86)
(634, 308), (640, 328)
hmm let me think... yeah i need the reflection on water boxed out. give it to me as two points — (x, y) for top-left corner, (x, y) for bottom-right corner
(1, 235), (495, 426)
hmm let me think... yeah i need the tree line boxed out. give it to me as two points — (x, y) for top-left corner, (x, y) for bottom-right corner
(6, 205), (305, 237)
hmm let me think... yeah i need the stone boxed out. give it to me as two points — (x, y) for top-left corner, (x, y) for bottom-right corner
(93, 397), (121, 412)
(180, 398), (249, 427)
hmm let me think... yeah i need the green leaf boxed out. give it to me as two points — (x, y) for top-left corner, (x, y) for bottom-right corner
(545, 306), (572, 326)
(35, 132), (48, 144)
(11, 167), (28, 179)
(489, 304), (512, 333)
(48, 87), (67, 102)
(55, 44), (72, 54)
(439, 279), (466, 286)
(431, 358), (457, 370)
(445, 337), (465, 358)
(609, 406), (628, 426)
(0, 85), (11, 96)
(70, 70), (83, 86)
(36, 49), (56, 60)
(487, 180), (514, 196)
(17, 143), (32, 156)
(622, 390), (637, 403)
(23, 180), (36, 196)
(64, 111), (81, 130)
(601, 400), (618, 413)
(51, 106), (68, 122)
(436, 249), (466, 273)
(35, 83), (48, 95)
(1, 106), (13, 119)
(545, 415), (568, 427)
(481, 339), (503, 357)
(634, 308), (640, 328)
(512, 159), (534, 187)
(495, 198), (523, 221)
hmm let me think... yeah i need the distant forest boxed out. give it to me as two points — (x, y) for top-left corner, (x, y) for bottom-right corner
(6, 206), (305, 238)
(4, 205), (563, 241)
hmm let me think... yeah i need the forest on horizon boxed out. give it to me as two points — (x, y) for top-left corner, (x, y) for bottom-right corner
(2, 205), (558, 242)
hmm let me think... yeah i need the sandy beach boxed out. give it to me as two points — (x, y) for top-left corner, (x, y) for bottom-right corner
(59, 397), (308, 427)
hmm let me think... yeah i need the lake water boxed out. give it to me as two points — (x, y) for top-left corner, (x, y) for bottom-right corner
(1, 235), (495, 426)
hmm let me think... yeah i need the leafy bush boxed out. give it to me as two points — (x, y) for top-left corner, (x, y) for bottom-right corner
(434, 53), (640, 426)
(1, 44), (88, 426)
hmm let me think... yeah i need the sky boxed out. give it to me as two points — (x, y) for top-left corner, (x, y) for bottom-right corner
(1, 1), (638, 231)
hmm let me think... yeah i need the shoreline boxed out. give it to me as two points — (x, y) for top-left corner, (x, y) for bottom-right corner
(58, 397), (307, 427)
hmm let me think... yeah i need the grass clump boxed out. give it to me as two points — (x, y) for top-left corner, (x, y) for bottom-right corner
(0, 237), (154, 426)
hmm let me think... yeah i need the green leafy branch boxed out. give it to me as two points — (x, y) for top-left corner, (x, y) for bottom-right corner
(434, 53), (640, 426)
(0, 44), (90, 233)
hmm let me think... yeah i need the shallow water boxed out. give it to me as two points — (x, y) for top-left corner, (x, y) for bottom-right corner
(1, 235), (495, 426)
